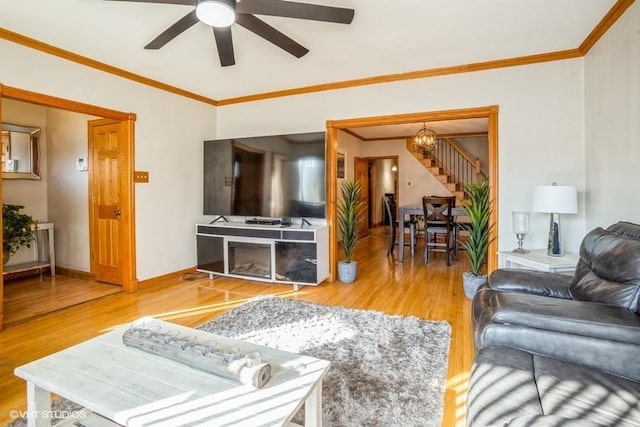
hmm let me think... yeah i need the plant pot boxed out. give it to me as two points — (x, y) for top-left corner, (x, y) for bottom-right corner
(462, 271), (487, 299)
(338, 260), (358, 284)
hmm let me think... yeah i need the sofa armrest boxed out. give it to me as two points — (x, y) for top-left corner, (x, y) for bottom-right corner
(488, 268), (573, 299)
(473, 289), (640, 380)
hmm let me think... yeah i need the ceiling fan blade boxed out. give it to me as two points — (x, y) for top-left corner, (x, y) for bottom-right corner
(237, 0), (354, 24)
(236, 14), (309, 58)
(145, 10), (199, 49)
(104, 0), (194, 5)
(213, 27), (236, 67)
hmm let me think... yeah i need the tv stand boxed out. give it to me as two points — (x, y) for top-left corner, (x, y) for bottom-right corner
(196, 221), (328, 290)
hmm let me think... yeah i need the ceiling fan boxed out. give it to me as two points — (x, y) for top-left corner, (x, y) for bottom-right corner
(106, 0), (355, 67)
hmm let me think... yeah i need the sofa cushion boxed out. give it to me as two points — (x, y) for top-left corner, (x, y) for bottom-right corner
(571, 227), (640, 311)
(467, 347), (640, 427)
(535, 352), (640, 426)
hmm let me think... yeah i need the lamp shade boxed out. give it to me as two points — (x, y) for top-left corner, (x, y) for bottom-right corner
(196, 0), (236, 27)
(532, 185), (577, 214)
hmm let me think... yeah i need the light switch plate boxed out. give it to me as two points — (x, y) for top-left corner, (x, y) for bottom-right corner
(76, 158), (88, 171)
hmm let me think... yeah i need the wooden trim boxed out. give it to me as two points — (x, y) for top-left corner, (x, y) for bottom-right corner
(138, 267), (198, 290)
(0, 89), (3, 332)
(0, 28), (218, 107)
(55, 267), (95, 281)
(487, 106), (499, 273)
(327, 106), (499, 279)
(122, 118), (138, 292)
(0, 85), (135, 121)
(326, 124), (338, 282)
(218, 49), (582, 106)
(333, 106), (497, 128)
(579, 0), (635, 54)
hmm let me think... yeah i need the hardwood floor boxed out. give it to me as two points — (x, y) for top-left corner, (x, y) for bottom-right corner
(2, 274), (122, 325)
(0, 230), (473, 427)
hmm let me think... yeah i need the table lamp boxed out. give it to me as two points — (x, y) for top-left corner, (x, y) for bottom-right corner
(532, 183), (577, 257)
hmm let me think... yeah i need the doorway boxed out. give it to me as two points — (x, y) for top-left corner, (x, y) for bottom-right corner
(0, 85), (137, 330)
(326, 106), (499, 282)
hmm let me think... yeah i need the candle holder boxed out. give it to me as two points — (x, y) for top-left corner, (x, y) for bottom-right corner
(512, 211), (530, 254)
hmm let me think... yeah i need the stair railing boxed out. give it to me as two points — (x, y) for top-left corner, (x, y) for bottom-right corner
(430, 137), (485, 186)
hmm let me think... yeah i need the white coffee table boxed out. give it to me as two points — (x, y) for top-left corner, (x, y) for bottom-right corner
(14, 319), (330, 427)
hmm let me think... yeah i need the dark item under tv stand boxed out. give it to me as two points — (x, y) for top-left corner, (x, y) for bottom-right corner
(301, 218), (312, 228)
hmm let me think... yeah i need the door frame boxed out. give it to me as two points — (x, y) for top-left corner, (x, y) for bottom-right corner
(0, 84), (137, 329)
(326, 106), (499, 282)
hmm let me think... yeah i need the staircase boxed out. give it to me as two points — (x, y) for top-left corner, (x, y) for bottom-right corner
(406, 137), (485, 206)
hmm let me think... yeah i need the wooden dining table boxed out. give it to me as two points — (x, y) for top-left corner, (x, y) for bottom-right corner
(398, 205), (468, 262)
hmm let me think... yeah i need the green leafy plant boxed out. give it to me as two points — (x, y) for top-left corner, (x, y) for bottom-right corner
(3, 204), (37, 256)
(460, 178), (494, 276)
(336, 180), (364, 263)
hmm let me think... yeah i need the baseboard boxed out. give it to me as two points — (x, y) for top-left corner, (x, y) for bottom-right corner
(138, 267), (198, 290)
(55, 266), (95, 281)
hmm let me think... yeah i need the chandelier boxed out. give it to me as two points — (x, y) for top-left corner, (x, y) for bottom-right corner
(413, 123), (437, 153)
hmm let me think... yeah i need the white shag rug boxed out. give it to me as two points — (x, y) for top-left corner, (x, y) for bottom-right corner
(198, 296), (451, 427)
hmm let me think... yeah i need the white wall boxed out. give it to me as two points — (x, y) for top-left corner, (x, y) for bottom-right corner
(217, 60), (587, 253)
(584, 1), (640, 229)
(46, 108), (95, 272)
(1, 39), (217, 280)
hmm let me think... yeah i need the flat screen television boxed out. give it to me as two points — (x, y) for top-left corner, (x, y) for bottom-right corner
(204, 131), (326, 219)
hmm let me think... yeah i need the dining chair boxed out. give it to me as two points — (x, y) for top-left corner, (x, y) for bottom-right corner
(383, 195), (417, 258)
(422, 196), (457, 266)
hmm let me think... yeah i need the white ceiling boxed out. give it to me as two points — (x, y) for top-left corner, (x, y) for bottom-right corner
(0, 0), (616, 101)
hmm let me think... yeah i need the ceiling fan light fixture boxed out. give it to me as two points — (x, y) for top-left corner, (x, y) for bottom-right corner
(196, 0), (236, 28)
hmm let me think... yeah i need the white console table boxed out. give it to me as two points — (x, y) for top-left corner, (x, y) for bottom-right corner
(196, 222), (329, 291)
(498, 249), (579, 274)
(4, 222), (55, 277)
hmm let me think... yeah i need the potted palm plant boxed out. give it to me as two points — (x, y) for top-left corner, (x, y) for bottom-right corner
(336, 179), (364, 283)
(3, 204), (37, 265)
(460, 178), (494, 298)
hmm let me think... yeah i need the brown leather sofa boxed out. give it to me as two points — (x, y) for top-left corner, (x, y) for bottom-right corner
(467, 222), (640, 426)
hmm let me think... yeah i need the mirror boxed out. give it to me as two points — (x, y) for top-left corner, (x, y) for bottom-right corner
(1, 123), (41, 180)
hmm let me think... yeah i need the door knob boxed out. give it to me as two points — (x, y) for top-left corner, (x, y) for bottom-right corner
(113, 209), (122, 216)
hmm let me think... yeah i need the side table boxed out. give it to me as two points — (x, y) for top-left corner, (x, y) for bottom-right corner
(498, 249), (579, 274)
(3, 222), (55, 277)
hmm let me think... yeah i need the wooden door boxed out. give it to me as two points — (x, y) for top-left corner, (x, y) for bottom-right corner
(354, 157), (369, 238)
(90, 120), (125, 285)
